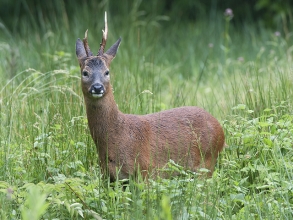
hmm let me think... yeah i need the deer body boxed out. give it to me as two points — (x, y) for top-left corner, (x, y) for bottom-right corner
(76, 14), (225, 180)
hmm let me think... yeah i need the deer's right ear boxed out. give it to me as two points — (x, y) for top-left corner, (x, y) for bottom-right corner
(76, 38), (87, 63)
(103, 38), (122, 65)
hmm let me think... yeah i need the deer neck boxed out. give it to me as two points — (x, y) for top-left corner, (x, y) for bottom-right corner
(84, 85), (121, 145)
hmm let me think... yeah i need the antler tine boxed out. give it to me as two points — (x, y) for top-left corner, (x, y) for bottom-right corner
(98, 11), (108, 56)
(83, 29), (93, 57)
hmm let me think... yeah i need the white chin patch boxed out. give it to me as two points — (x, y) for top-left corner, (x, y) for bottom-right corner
(92, 93), (103, 98)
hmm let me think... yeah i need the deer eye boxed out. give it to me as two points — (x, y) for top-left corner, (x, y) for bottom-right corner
(82, 71), (89, 77)
(105, 71), (110, 76)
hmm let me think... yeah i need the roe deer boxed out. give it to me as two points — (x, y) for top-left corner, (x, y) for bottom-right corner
(75, 13), (225, 181)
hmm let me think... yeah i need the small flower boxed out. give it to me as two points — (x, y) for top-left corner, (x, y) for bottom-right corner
(7, 188), (14, 200)
(237, 57), (244, 62)
(224, 8), (234, 20)
(274, 31), (281, 37)
(208, 43), (214, 48)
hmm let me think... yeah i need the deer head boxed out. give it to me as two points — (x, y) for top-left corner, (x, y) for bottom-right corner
(75, 12), (121, 99)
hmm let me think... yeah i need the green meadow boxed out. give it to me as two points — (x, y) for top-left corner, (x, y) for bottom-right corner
(0, 2), (293, 219)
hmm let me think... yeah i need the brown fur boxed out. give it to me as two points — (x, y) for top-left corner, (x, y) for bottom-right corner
(76, 34), (225, 181)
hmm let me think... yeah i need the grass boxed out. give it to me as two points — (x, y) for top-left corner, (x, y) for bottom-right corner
(0, 2), (293, 219)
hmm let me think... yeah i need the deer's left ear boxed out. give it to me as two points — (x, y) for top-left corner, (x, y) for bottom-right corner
(103, 37), (122, 64)
(76, 30), (94, 66)
(76, 39), (87, 60)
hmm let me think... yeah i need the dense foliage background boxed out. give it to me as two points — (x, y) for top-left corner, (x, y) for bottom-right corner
(0, 0), (293, 219)
(1, 0), (293, 31)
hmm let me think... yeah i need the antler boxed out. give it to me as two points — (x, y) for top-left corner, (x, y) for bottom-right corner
(98, 11), (108, 56)
(83, 29), (93, 57)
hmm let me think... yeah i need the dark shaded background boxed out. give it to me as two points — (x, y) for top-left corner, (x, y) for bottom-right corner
(0, 0), (292, 32)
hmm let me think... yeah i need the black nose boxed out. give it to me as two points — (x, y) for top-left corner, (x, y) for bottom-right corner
(93, 84), (103, 93)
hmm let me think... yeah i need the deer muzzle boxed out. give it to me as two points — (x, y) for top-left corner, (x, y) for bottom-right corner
(89, 83), (105, 98)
